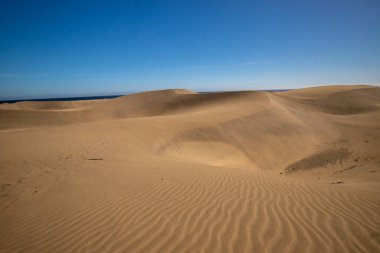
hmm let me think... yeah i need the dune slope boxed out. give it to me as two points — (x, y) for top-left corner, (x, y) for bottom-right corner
(0, 85), (379, 252)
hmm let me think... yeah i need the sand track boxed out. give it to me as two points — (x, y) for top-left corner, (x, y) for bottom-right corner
(0, 85), (379, 252)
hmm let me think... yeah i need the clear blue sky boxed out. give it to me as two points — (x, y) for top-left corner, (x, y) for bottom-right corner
(1, 0), (379, 99)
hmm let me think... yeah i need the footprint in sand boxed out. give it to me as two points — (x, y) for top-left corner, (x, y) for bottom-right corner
(25, 188), (39, 195)
(1, 183), (12, 190)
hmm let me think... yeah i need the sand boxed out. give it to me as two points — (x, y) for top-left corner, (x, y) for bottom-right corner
(0, 85), (379, 252)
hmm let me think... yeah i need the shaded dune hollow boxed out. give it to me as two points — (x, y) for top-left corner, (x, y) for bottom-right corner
(0, 85), (380, 253)
(159, 141), (256, 169)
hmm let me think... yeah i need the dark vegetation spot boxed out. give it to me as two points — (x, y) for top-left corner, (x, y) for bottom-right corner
(284, 148), (350, 174)
(346, 165), (356, 170)
(333, 165), (357, 174)
(331, 181), (344, 184)
(87, 158), (103, 161)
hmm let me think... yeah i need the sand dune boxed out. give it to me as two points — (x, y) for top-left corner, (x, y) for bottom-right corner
(0, 85), (379, 252)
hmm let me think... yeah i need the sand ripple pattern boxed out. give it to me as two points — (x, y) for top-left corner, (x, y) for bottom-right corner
(0, 166), (379, 253)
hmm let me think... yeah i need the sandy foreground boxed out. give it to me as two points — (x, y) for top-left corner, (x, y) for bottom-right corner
(0, 85), (379, 252)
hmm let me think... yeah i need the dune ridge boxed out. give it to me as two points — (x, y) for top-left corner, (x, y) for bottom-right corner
(0, 85), (379, 252)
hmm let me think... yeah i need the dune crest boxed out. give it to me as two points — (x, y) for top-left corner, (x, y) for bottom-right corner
(0, 85), (379, 252)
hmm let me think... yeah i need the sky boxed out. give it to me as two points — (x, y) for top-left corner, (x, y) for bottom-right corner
(0, 0), (379, 99)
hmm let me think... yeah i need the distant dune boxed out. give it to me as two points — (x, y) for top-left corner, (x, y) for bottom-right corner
(0, 85), (379, 252)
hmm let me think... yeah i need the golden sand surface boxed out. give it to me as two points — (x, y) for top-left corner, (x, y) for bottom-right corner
(0, 85), (379, 252)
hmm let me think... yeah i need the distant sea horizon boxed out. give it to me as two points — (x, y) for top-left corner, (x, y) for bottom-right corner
(0, 89), (289, 104)
(0, 95), (126, 104)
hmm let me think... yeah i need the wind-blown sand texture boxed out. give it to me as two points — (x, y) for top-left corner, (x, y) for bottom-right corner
(0, 85), (379, 252)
